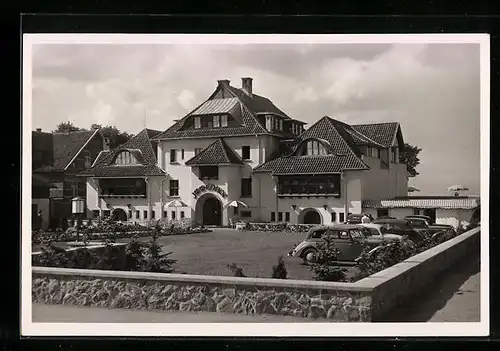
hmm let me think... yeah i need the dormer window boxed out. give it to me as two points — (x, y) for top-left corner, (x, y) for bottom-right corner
(194, 116), (201, 129)
(114, 150), (139, 165)
(213, 115), (220, 128)
(221, 115), (228, 127)
(193, 114), (230, 129)
(279, 119), (283, 131)
(306, 140), (327, 156)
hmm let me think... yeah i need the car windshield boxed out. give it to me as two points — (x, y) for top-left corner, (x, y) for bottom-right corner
(350, 230), (364, 239)
(408, 219), (427, 228)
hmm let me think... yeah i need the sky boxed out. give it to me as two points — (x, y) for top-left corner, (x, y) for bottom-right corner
(31, 41), (481, 196)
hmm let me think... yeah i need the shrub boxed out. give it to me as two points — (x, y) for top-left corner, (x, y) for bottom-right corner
(66, 247), (98, 269)
(33, 243), (68, 268)
(271, 256), (288, 279)
(227, 263), (246, 277)
(140, 224), (177, 273)
(125, 235), (147, 271)
(308, 232), (347, 282)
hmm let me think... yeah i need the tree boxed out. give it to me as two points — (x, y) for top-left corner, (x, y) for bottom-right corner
(97, 125), (134, 149)
(399, 143), (422, 176)
(53, 121), (82, 133)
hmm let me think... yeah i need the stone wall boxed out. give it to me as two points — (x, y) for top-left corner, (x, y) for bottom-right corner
(32, 268), (373, 321)
(31, 227), (481, 322)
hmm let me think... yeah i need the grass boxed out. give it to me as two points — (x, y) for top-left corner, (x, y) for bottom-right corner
(116, 228), (359, 281)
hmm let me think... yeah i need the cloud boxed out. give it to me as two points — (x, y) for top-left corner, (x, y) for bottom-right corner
(30, 41), (481, 195)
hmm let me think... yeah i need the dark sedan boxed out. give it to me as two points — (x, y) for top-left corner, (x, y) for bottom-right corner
(372, 218), (429, 244)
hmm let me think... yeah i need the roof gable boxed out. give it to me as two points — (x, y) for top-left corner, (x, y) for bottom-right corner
(351, 122), (401, 148)
(185, 138), (244, 166)
(79, 128), (164, 178)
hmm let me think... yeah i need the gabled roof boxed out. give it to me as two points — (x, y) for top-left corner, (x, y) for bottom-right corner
(79, 128), (164, 178)
(33, 129), (100, 172)
(185, 138), (244, 166)
(362, 197), (480, 210)
(152, 81), (303, 141)
(254, 116), (370, 175)
(352, 122), (402, 148)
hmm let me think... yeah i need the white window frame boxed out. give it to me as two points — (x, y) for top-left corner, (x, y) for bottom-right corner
(221, 115), (228, 127)
(213, 115), (220, 128)
(194, 116), (201, 129)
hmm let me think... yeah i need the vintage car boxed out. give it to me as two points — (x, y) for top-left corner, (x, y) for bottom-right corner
(404, 215), (456, 236)
(358, 223), (408, 243)
(372, 218), (429, 244)
(346, 214), (363, 224)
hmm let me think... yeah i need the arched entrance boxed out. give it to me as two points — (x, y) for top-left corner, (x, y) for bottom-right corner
(298, 208), (322, 224)
(195, 193), (223, 226)
(111, 208), (127, 222)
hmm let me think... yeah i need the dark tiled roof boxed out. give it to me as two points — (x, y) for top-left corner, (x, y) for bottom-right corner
(352, 122), (400, 148)
(79, 128), (164, 177)
(254, 116), (370, 175)
(92, 150), (111, 166)
(152, 103), (268, 140)
(227, 86), (291, 119)
(253, 155), (370, 175)
(185, 138), (244, 166)
(152, 83), (303, 141)
(33, 130), (98, 172)
(362, 197), (480, 210)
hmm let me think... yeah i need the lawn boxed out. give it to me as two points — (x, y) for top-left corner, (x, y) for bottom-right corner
(117, 228), (358, 281)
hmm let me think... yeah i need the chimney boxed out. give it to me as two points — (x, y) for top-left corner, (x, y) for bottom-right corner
(217, 79), (230, 87)
(103, 137), (111, 151)
(36, 128), (42, 132)
(241, 77), (253, 97)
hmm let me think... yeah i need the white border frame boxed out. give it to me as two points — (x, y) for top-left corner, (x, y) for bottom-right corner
(21, 33), (490, 337)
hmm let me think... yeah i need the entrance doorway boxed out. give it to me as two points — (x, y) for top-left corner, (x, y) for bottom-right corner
(111, 208), (128, 222)
(299, 209), (322, 224)
(202, 196), (222, 226)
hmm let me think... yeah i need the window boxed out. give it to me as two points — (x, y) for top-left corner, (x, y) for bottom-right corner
(128, 210), (132, 219)
(331, 212), (337, 222)
(135, 210), (140, 219)
(339, 213), (345, 223)
(285, 212), (290, 222)
(195, 148), (202, 156)
(151, 210), (155, 219)
(306, 140), (327, 155)
(180, 211), (185, 219)
(172, 211), (176, 220)
(279, 119), (283, 131)
(170, 149), (177, 163)
(143, 210), (148, 219)
(240, 211), (251, 218)
(391, 147), (398, 163)
(100, 178), (146, 196)
(221, 115), (228, 127)
(181, 149), (185, 160)
(103, 210), (110, 218)
(201, 117), (213, 129)
(84, 151), (92, 168)
(200, 166), (219, 179)
(242, 146), (250, 160)
(169, 180), (179, 196)
(377, 209), (389, 218)
(92, 210), (100, 218)
(194, 116), (201, 129)
(277, 175), (340, 196)
(413, 208), (422, 215)
(278, 212), (283, 222)
(292, 124), (296, 134)
(114, 150), (138, 165)
(213, 115), (220, 128)
(271, 212), (276, 222)
(311, 229), (325, 239)
(163, 210), (167, 218)
(241, 178), (252, 197)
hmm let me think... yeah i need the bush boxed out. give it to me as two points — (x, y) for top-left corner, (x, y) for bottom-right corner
(308, 232), (347, 282)
(227, 263), (246, 277)
(271, 256), (288, 279)
(125, 235), (147, 271)
(141, 228), (177, 273)
(33, 243), (68, 267)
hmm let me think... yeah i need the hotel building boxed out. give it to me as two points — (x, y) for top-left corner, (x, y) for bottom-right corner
(79, 77), (478, 229)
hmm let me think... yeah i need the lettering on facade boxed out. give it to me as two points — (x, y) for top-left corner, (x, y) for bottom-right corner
(192, 183), (228, 199)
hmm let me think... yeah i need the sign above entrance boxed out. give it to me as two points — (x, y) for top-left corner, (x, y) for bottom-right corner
(193, 183), (228, 199)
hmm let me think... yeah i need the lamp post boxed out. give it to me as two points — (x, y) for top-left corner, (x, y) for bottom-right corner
(71, 196), (85, 242)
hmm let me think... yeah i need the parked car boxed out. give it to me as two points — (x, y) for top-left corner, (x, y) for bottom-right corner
(346, 214), (363, 224)
(372, 218), (428, 244)
(358, 223), (414, 246)
(404, 215), (456, 235)
(288, 224), (371, 263)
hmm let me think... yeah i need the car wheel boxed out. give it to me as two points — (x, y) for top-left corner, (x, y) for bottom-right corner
(302, 248), (317, 263)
